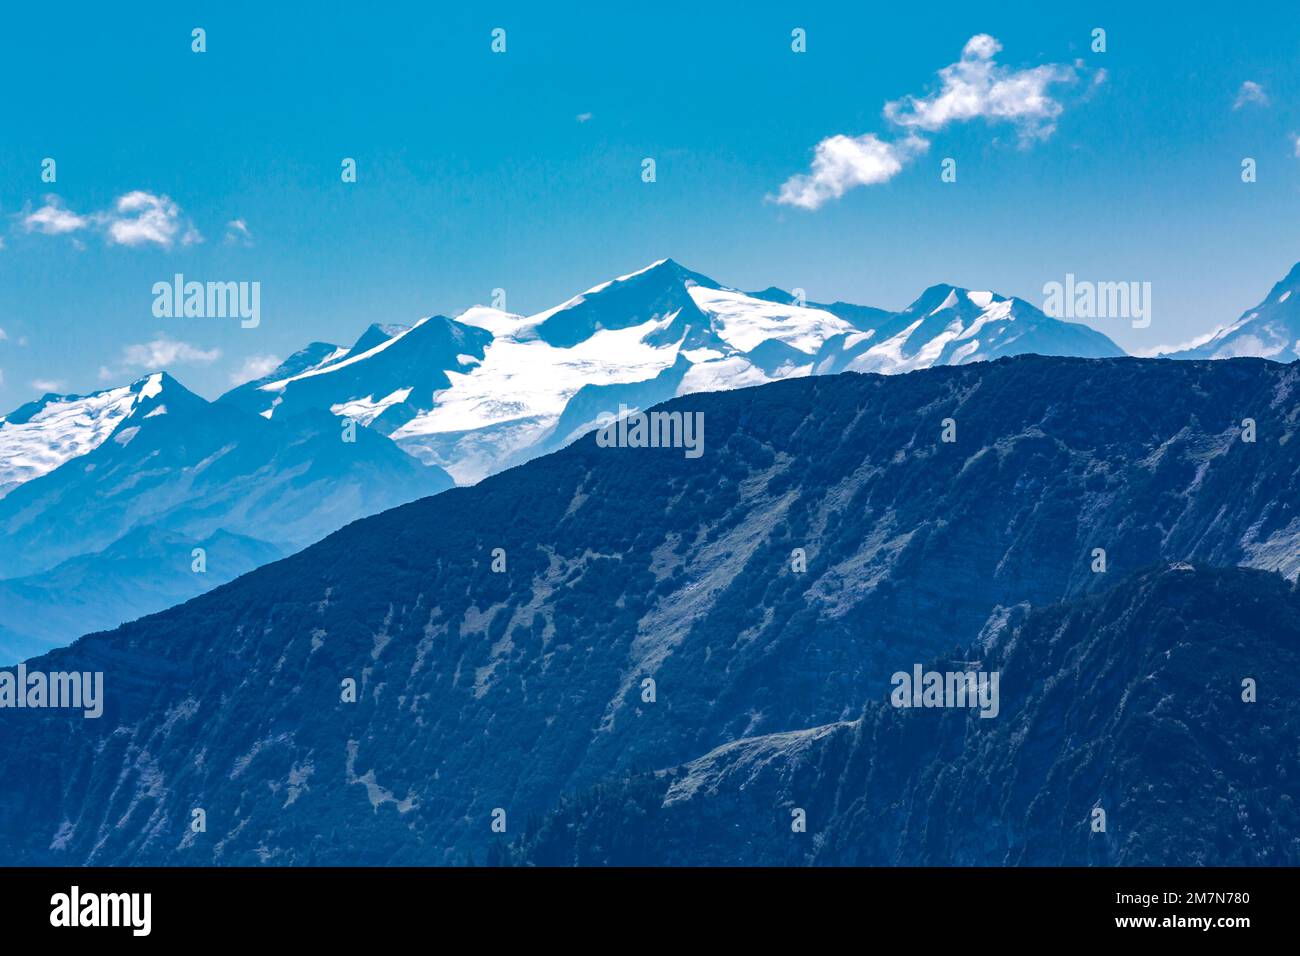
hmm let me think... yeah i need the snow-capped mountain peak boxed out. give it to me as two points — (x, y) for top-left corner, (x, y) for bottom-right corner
(1165, 260), (1300, 360)
(259, 319), (436, 393)
(0, 372), (189, 498)
(343, 322), (410, 360)
(219, 314), (493, 430)
(530, 258), (720, 348)
(902, 282), (1004, 317)
(810, 282), (1122, 376)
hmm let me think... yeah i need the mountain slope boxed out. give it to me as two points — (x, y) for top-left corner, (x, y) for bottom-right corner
(0, 355), (1294, 866)
(220, 317), (492, 435)
(0, 373), (172, 499)
(1168, 262), (1300, 361)
(219, 341), (347, 406)
(0, 526), (282, 665)
(518, 565), (1300, 866)
(0, 374), (452, 580)
(0, 373), (453, 661)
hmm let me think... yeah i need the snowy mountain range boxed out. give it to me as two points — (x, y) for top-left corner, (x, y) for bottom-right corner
(2, 257), (1297, 662)
(215, 258), (1125, 483)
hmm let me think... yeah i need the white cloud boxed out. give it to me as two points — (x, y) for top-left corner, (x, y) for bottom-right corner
(224, 218), (254, 246)
(106, 191), (201, 248)
(228, 353), (281, 386)
(118, 334), (221, 371)
(774, 35), (1085, 210)
(23, 197), (90, 235)
(31, 378), (66, 393)
(1293, 133), (1300, 158)
(0, 327), (7, 341)
(576, 112), (593, 123)
(1233, 81), (1268, 110)
(774, 133), (928, 210)
(18, 191), (202, 249)
(883, 34), (1078, 142)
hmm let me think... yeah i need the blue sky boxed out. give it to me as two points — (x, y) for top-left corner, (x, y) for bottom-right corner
(2, 0), (1299, 401)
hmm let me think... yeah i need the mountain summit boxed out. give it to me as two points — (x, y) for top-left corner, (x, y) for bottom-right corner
(0, 372), (183, 499)
(1166, 261), (1300, 361)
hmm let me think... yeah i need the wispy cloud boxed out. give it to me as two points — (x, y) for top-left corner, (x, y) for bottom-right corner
(106, 191), (201, 248)
(31, 378), (67, 394)
(575, 112), (593, 123)
(224, 218), (254, 246)
(116, 334), (221, 373)
(884, 35), (1078, 142)
(228, 353), (280, 386)
(774, 34), (1088, 210)
(23, 196), (91, 235)
(1233, 81), (1269, 110)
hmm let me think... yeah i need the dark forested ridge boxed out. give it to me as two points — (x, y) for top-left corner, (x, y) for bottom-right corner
(516, 565), (1300, 866)
(0, 355), (1296, 865)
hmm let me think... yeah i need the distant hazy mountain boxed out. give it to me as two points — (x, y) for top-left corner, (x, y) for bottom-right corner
(0, 373), (451, 661)
(518, 565), (1300, 866)
(218, 259), (1126, 483)
(1166, 262), (1300, 361)
(0, 526), (282, 665)
(1, 355), (1294, 865)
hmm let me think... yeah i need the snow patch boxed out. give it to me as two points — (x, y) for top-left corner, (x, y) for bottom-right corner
(330, 387), (414, 427)
(687, 285), (852, 353)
